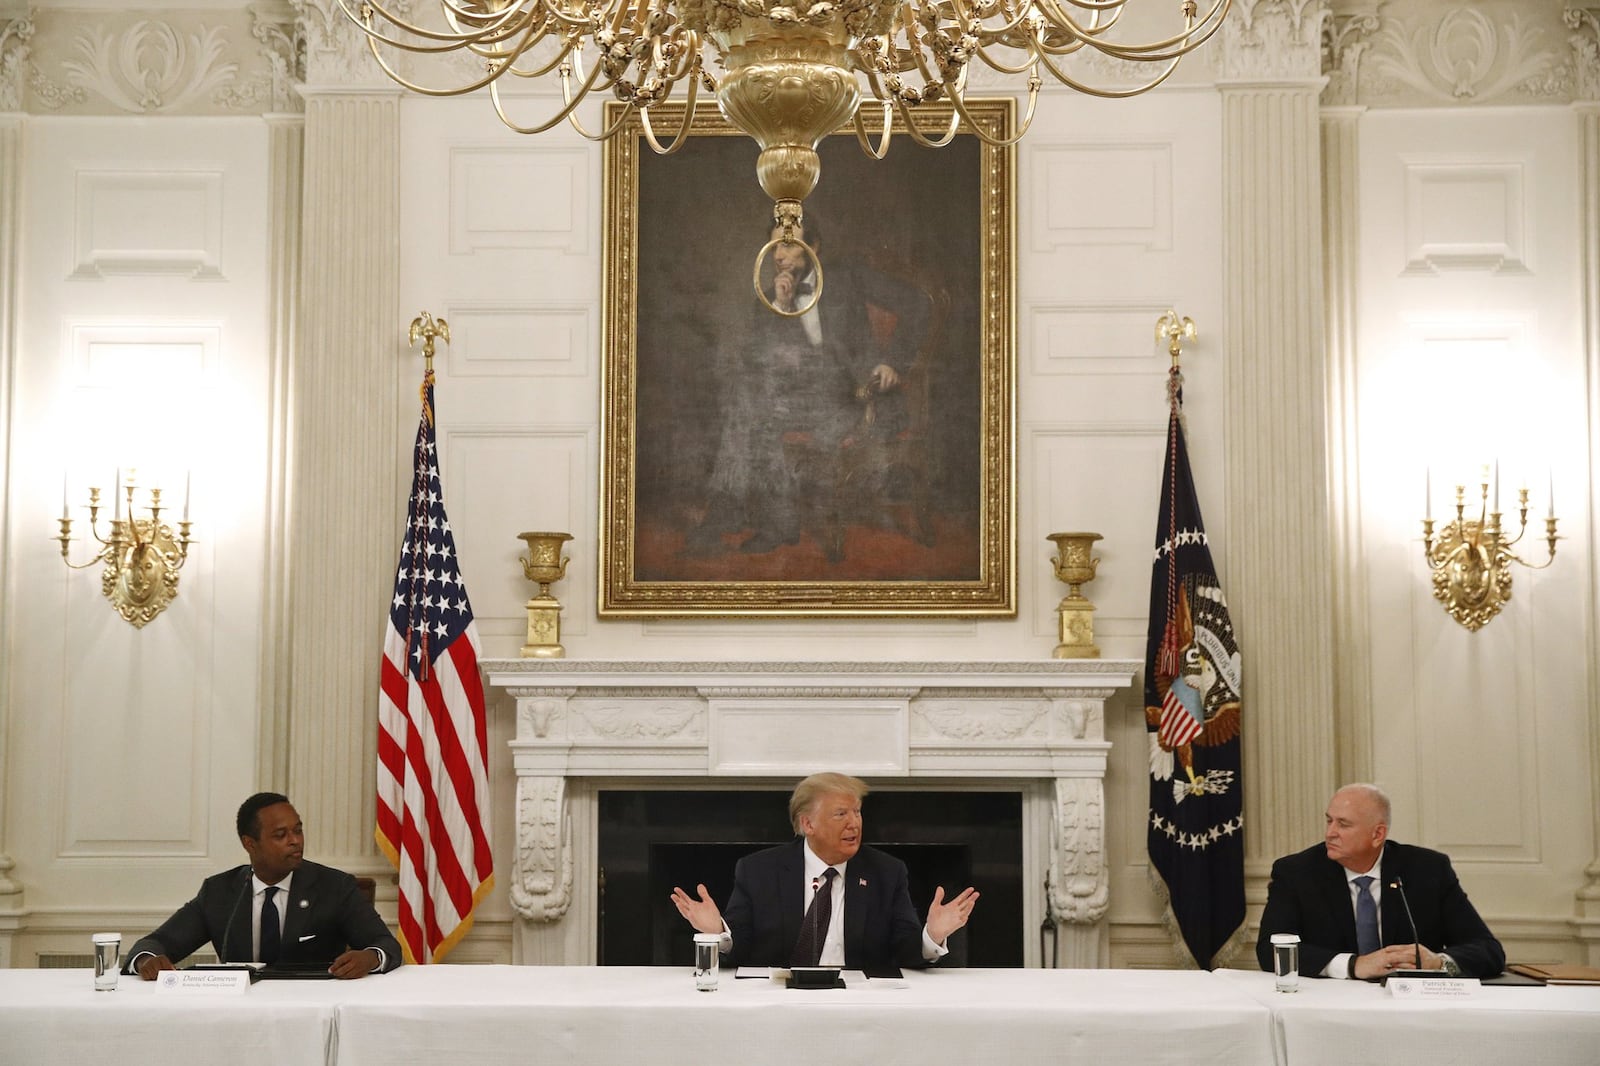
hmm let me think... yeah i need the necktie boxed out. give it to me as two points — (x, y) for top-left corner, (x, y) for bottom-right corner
(1353, 875), (1380, 956)
(791, 868), (838, 967)
(260, 885), (281, 965)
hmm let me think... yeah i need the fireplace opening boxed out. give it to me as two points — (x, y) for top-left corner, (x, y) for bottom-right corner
(597, 789), (1023, 967)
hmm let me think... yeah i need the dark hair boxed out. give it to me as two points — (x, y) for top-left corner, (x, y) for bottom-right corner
(237, 792), (291, 840)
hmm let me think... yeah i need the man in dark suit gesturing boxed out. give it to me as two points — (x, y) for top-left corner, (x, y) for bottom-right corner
(670, 772), (979, 970)
(1257, 783), (1504, 979)
(125, 792), (402, 980)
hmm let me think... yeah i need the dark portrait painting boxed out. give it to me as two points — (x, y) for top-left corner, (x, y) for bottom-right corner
(599, 100), (1014, 616)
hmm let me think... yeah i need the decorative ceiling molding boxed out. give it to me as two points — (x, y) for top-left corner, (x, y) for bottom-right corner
(0, 12), (32, 112)
(1215, 0), (1332, 84)
(1329, 1), (1579, 107)
(293, 0), (410, 91)
(20, 6), (300, 115)
(1322, 9), (1380, 106)
(59, 20), (240, 113)
(1569, 6), (1600, 102)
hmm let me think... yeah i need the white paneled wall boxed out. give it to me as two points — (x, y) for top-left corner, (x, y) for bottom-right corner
(10, 117), (271, 921)
(1353, 107), (1594, 922)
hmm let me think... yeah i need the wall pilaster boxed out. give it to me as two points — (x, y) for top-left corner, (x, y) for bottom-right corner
(0, 84), (27, 965)
(1570, 4), (1600, 966)
(1215, 1), (1339, 885)
(285, 0), (402, 870)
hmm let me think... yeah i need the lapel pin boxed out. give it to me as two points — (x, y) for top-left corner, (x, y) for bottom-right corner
(299, 899), (309, 908)
(858, 878), (867, 887)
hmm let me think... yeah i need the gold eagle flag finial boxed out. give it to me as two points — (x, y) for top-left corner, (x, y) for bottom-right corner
(408, 311), (450, 376)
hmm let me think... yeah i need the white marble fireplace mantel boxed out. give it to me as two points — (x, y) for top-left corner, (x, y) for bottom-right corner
(482, 659), (1140, 967)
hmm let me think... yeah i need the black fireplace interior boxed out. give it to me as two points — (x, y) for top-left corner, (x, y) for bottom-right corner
(597, 789), (1024, 967)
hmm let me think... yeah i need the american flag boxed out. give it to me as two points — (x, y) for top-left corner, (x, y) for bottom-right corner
(377, 370), (494, 964)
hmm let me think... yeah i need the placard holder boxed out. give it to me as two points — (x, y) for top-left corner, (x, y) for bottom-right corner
(156, 968), (255, 995)
(1384, 973), (1480, 999)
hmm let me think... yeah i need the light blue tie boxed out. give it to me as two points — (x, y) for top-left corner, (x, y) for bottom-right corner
(1353, 875), (1380, 956)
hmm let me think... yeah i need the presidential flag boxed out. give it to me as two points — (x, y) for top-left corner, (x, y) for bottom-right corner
(377, 369), (494, 963)
(1143, 366), (1243, 970)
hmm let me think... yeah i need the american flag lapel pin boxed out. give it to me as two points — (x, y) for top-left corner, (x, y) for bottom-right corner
(858, 878), (868, 887)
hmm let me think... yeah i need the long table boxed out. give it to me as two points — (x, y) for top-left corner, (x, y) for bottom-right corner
(3, 965), (1596, 1066)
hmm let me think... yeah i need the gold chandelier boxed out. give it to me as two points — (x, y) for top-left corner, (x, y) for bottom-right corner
(345, 0), (1229, 294)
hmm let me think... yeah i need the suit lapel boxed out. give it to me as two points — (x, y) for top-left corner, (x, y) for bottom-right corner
(842, 852), (868, 966)
(778, 842), (804, 961)
(1318, 856), (1359, 949)
(280, 863), (316, 948)
(224, 866), (253, 963)
(1380, 847), (1412, 948)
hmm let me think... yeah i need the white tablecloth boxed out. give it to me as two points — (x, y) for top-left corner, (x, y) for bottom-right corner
(1212, 968), (1600, 1066)
(0, 968), (338, 1066)
(328, 966), (1276, 1066)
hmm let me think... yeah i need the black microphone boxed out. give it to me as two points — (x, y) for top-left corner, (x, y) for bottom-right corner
(1385, 877), (1430, 980)
(217, 866), (254, 965)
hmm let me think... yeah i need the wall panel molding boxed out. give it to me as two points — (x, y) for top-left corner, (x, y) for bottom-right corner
(71, 170), (224, 280)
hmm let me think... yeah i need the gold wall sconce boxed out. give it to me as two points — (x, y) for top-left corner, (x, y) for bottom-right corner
(56, 469), (193, 628)
(1422, 467), (1558, 631)
(518, 531), (572, 658)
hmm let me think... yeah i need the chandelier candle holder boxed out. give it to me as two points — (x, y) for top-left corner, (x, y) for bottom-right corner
(343, 0), (1230, 300)
(1047, 531), (1102, 659)
(56, 469), (193, 628)
(519, 531), (573, 658)
(1421, 468), (1558, 631)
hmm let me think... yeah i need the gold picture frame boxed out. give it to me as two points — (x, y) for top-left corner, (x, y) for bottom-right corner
(600, 99), (1014, 616)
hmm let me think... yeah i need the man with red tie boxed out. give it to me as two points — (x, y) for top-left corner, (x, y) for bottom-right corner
(671, 772), (979, 970)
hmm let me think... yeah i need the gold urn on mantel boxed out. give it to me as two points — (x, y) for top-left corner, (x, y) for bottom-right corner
(518, 531), (572, 659)
(1047, 532), (1102, 660)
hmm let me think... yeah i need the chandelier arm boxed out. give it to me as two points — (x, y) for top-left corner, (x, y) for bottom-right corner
(486, 62), (616, 137)
(946, 80), (1039, 146)
(895, 100), (963, 148)
(850, 101), (895, 160)
(1032, 48), (1182, 98)
(340, 0), (528, 49)
(354, 32), (529, 96)
(971, 40), (1047, 76)
(636, 76), (703, 154)
(498, 35), (591, 80)
(1042, 0), (1231, 59)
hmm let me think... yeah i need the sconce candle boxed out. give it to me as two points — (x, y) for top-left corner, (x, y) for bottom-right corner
(183, 470), (191, 522)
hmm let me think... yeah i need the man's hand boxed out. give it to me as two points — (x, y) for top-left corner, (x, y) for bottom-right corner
(868, 364), (900, 391)
(925, 885), (980, 945)
(1353, 944), (1429, 979)
(328, 948), (382, 980)
(135, 954), (176, 981)
(670, 883), (725, 935)
(774, 271), (798, 312)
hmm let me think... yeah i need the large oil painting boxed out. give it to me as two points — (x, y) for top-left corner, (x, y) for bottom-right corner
(600, 99), (1014, 616)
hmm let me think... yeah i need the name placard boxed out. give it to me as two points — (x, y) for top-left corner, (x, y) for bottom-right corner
(155, 970), (253, 995)
(1386, 975), (1481, 999)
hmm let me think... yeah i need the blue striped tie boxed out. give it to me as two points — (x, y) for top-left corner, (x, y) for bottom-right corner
(1353, 875), (1380, 956)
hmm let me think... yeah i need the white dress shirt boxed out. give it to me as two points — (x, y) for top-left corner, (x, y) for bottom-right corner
(1325, 857), (1381, 979)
